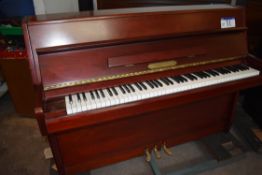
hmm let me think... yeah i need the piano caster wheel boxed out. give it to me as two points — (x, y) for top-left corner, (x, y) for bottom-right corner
(153, 145), (161, 159)
(145, 148), (151, 162)
(163, 143), (173, 156)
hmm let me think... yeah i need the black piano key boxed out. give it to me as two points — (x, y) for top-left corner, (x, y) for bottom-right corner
(196, 72), (206, 78)
(146, 81), (154, 89)
(95, 90), (100, 99)
(150, 80), (158, 88)
(174, 75), (186, 83)
(202, 71), (212, 77)
(238, 64), (249, 70)
(171, 76), (181, 83)
(232, 65), (244, 71)
(191, 74), (198, 79)
(180, 76), (188, 82)
(123, 84), (131, 93)
(214, 68), (226, 75)
(69, 94), (73, 103)
(203, 72), (211, 77)
(189, 73), (198, 80)
(184, 74), (195, 80)
(155, 80), (163, 87)
(220, 68), (230, 74)
(165, 78), (174, 85)
(139, 82), (147, 90)
(206, 70), (219, 76)
(82, 92), (87, 101)
(233, 64), (243, 71)
(111, 87), (118, 95)
(99, 89), (105, 98)
(135, 82), (143, 91)
(90, 91), (95, 100)
(231, 65), (240, 72)
(160, 78), (170, 85)
(225, 66), (238, 72)
(198, 72), (207, 78)
(106, 88), (113, 96)
(119, 85), (126, 94)
(77, 93), (81, 101)
(211, 69), (222, 75)
(195, 73), (203, 78)
(211, 70), (220, 76)
(242, 64), (249, 70)
(128, 84), (136, 92)
(223, 67), (234, 73)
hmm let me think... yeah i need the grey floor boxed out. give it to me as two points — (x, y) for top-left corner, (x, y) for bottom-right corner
(1, 93), (262, 175)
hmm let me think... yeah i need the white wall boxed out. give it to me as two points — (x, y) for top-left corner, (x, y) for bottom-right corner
(33, 0), (79, 15)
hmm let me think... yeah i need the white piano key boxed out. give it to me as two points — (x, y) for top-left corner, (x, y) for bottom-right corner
(72, 94), (82, 113)
(79, 93), (87, 111)
(97, 90), (106, 108)
(131, 84), (142, 100)
(65, 96), (73, 115)
(70, 95), (77, 113)
(128, 85), (137, 101)
(93, 92), (102, 108)
(111, 88), (121, 105)
(102, 89), (111, 107)
(116, 87), (126, 104)
(86, 93), (93, 110)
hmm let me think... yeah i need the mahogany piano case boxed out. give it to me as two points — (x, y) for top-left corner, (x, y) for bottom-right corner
(23, 5), (262, 175)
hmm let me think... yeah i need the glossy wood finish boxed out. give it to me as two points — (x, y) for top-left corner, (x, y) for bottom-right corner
(23, 6), (262, 175)
(38, 31), (247, 91)
(26, 7), (245, 87)
(58, 93), (234, 174)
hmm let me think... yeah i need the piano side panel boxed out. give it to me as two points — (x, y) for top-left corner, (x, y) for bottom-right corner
(50, 93), (236, 174)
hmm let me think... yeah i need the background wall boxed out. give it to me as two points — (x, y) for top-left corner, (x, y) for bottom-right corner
(32, 0), (79, 15)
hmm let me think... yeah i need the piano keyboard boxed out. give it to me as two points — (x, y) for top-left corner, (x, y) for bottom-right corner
(65, 64), (260, 115)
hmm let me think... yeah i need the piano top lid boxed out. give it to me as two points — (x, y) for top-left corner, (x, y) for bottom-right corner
(25, 4), (245, 50)
(29, 4), (236, 23)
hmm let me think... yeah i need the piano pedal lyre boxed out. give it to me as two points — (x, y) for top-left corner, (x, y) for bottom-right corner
(163, 143), (173, 156)
(145, 148), (151, 162)
(153, 145), (161, 159)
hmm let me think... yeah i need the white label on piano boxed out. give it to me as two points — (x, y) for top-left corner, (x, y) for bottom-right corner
(221, 17), (236, 29)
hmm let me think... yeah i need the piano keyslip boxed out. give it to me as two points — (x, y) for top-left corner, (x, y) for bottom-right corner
(65, 64), (260, 115)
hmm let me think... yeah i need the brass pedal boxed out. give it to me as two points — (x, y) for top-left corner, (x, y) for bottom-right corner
(153, 145), (161, 159)
(145, 148), (151, 162)
(163, 143), (173, 156)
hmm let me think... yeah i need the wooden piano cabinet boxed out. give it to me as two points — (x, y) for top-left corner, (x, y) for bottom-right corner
(22, 6), (262, 175)
(49, 92), (236, 175)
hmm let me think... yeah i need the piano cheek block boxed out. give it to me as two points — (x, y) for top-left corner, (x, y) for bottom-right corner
(49, 93), (234, 174)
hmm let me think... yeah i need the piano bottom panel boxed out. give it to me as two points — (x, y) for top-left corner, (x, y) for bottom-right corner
(50, 92), (236, 175)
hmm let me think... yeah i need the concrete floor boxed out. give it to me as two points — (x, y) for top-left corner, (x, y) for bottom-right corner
(1, 93), (262, 175)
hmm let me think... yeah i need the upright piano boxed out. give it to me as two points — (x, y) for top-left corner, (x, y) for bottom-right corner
(23, 5), (262, 175)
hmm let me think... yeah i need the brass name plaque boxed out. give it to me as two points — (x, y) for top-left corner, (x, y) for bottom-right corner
(148, 60), (177, 70)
